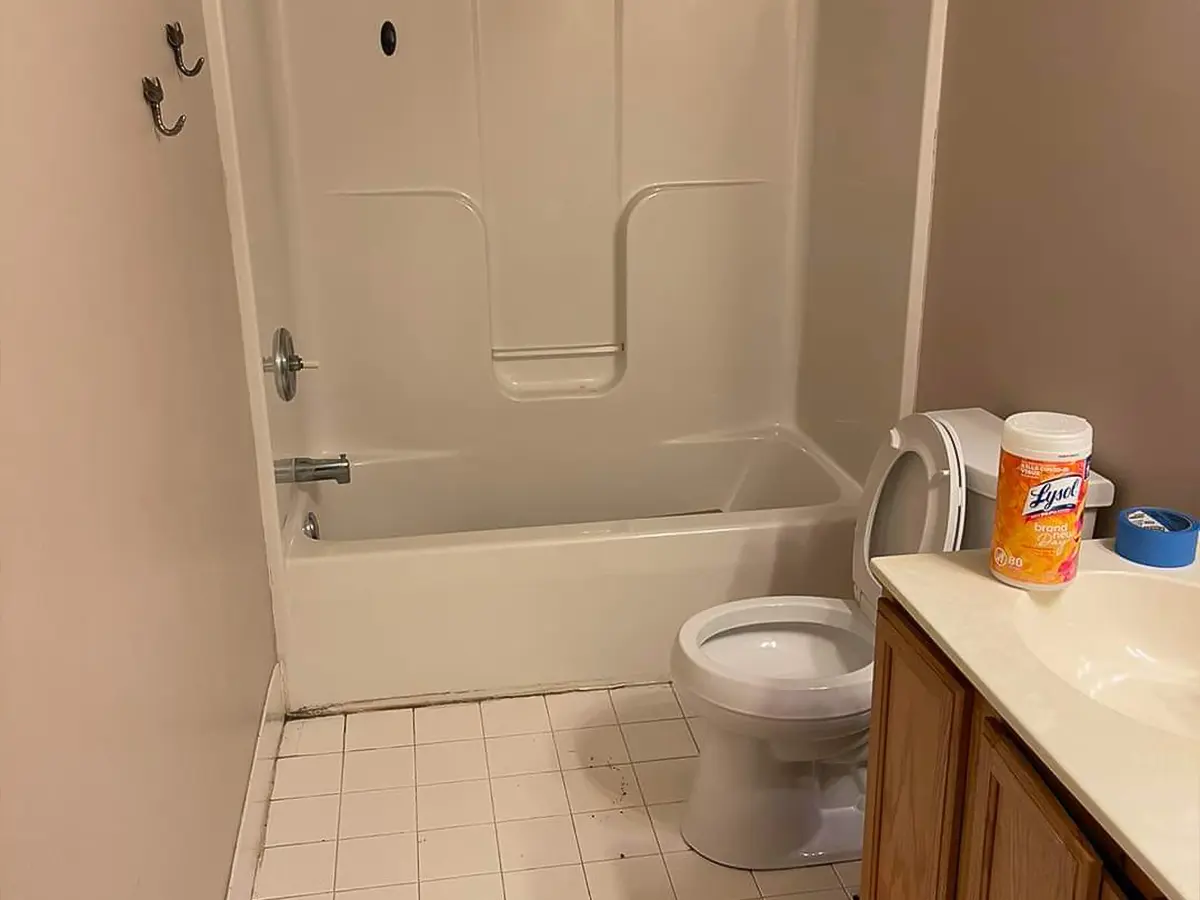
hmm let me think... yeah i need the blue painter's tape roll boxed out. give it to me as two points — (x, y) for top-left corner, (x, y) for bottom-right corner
(1115, 507), (1199, 568)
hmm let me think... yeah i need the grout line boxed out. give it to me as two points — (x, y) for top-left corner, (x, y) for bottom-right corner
(474, 702), (502, 892)
(553, 706), (587, 894)
(411, 736), (420, 886)
(330, 747), (344, 893)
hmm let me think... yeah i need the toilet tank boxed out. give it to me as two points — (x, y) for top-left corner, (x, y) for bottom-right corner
(929, 408), (1116, 550)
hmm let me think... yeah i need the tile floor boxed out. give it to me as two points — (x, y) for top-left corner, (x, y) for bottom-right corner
(255, 684), (862, 900)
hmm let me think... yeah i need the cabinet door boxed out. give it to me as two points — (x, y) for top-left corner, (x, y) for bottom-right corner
(862, 599), (973, 900)
(958, 717), (1103, 900)
(1101, 875), (1131, 900)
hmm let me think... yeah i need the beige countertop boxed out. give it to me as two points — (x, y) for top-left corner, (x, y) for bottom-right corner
(872, 540), (1200, 900)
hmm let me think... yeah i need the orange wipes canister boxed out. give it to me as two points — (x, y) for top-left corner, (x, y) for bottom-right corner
(990, 412), (1093, 589)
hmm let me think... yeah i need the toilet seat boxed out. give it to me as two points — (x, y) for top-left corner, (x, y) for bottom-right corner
(673, 596), (874, 721)
(851, 413), (966, 619)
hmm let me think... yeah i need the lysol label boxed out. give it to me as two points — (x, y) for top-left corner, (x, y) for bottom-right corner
(1022, 475), (1084, 517)
(991, 451), (1090, 587)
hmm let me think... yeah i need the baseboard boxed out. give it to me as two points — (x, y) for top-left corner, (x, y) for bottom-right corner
(226, 664), (286, 900)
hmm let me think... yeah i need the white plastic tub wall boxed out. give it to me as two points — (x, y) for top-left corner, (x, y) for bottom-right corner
(281, 432), (858, 711)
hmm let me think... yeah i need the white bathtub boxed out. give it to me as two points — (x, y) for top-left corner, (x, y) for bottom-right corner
(282, 430), (859, 712)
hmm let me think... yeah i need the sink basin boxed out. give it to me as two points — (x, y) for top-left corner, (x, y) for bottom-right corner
(1016, 571), (1200, 740)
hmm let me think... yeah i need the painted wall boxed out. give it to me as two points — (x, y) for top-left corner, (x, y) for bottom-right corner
(917, 0), (1200, 518)
(0, 3), (277, 900)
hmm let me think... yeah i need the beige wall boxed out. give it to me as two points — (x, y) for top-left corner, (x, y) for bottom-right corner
(917, 1), (1200, 518)
(796, 0), (940, 481)
(0, 2), (277, 900)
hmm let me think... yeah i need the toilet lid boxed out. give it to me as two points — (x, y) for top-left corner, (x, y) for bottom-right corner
(852, 413), (967, 618)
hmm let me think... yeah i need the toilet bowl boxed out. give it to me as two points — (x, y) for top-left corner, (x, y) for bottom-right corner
(671, 596), (873, 869)
(670, 408), (1115, 870)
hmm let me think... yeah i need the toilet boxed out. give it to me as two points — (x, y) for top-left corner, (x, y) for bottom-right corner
(670, 408), (1114, 870)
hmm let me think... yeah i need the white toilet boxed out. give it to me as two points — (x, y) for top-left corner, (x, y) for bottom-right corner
(670, 408), (1114, 870)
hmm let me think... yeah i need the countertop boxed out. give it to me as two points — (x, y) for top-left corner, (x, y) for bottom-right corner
(871, 540), (1200, 900)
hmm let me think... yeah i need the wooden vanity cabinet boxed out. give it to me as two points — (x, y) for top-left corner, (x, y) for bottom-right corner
(957, 712), (1102, 900)
(863, 597), (1164, 900)
(861, 599), (973, 900)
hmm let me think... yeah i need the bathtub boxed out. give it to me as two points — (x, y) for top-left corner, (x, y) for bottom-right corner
(281, 429), (859, 712)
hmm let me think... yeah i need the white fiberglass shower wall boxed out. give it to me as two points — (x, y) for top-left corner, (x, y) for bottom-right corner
(208, 0), (944, 710)
(287, 1), (806, 447)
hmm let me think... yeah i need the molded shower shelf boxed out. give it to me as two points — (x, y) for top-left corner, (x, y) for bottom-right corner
(492, 342), (626, 398)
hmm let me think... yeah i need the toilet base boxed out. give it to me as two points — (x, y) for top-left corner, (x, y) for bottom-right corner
(680, 728), (866, 870)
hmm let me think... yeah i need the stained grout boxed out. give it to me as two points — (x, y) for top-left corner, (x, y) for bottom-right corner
(255, 684), (860, 900)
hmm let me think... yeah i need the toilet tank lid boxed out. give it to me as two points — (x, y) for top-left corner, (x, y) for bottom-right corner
(927, 407), (1114, 508)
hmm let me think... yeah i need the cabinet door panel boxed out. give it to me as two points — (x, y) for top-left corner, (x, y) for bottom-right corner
(959, 718), (1102, 900)
(1101, 875), (1131, 900)
(862, 599), (972, 900)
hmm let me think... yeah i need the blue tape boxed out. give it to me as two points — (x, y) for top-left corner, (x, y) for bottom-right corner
(1115, 507), (1199, 568)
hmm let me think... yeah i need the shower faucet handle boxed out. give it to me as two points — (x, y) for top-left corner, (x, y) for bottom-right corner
(264, 326), (316, 401)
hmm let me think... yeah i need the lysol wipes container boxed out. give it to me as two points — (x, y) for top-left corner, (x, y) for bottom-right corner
(990, 412), (1093, 589)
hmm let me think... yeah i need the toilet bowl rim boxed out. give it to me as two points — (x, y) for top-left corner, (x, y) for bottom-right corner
(673, 595), (874, 698)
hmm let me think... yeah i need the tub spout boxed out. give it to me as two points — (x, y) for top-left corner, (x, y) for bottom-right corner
(275, 454), (351, 485)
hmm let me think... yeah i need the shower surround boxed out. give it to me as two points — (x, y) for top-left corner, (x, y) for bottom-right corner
(209, 0), (944, 709)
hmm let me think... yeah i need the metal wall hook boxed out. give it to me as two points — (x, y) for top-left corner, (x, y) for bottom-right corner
(165, 22), (205, 77)
(142, 76), (186, 137)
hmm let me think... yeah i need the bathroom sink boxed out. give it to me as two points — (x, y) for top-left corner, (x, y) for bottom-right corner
(1015, 571), (1200, 740)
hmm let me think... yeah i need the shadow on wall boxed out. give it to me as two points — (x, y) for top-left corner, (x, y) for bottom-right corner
(794, 0), (936, 483)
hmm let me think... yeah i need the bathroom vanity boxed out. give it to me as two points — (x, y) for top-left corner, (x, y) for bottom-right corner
(862, 542), (1199, 900)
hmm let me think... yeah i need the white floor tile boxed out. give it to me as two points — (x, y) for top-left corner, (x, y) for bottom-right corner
(646, 802), (688, 853)
(622, 720), (698, 762)
(418, 873), (503, 900)
(752, 864), (842, 896)
(415, 739), (488, 785)
(417, 824), (500, 881)
(496, 815), (581, 871)
(335, 833), (418, 891)
(834, 860), (861, 890)
(280, 716), (345, 757)
(490, 772), (569, 821)
(417, 780), (494, 830)
(486, 733), (559, 777)
(481, 696), (551, 737)
(343, 748), (416, 793)
(554, 726), (630, 770)
(339, 787), (416, 838)
(272, 753), (343, 799)
(253, 841), (336, 898)
(265, 794), (339, 846)
(345, 709), (415, 751)
(415, 702), (483, 744)
(562, 765), (643, 812)
(634, 758), (696, 805)
(610, 685), (682, 724)
(763, 893), (849, 900)
(686, 717), (710, 752)
(673, 684), (701, 717)
(573, 808), (660, 862)
(665, 850), (758, 900)
(504, 864), (590, 900)
(584, 855), (675, 900)
(335, 887), (417, 900)
(546, 690), (617, 730)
